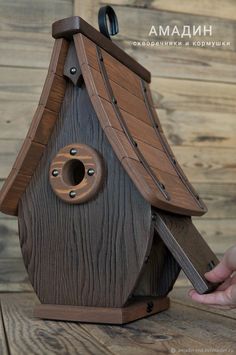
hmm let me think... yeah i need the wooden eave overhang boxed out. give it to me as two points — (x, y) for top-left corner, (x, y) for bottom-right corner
(0, 16), (207, 217)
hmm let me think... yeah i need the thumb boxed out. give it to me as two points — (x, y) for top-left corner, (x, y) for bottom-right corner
(205, 246), (236, 283)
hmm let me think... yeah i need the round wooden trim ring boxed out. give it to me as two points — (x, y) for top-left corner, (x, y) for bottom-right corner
(49, 144), (104, 204)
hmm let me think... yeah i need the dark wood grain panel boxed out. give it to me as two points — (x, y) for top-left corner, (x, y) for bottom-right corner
(153, 210), (220, 294)
(18, 81), (153, 307)
(133, 232), (181, 297)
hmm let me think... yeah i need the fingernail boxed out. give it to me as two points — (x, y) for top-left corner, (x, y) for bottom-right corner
(188, 289), (194, 296)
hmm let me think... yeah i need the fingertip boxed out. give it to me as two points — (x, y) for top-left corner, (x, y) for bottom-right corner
(204, 263), (231, 282)
(189, 291), (204, 302)
(188, 289), (194, 297)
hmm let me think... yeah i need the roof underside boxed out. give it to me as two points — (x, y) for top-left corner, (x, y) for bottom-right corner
(0, 17), (207, 216)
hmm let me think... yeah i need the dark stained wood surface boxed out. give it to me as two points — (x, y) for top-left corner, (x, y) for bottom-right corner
(0, 292), (235, 354)
(133, 231), (181, 297)
(34, 296), (169, 324)
(18, 81), (155, 308)
(0, 39), (69, 216)
(153, 210), (220, 294)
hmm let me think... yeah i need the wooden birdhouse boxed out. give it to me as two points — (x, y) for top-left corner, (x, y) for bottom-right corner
(0, 7), (220, 324)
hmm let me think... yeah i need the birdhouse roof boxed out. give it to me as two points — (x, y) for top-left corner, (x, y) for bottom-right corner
(0, 16), (207, 216)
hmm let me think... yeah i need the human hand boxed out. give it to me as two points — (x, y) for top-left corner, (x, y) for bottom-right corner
(188, 245), (236, 309)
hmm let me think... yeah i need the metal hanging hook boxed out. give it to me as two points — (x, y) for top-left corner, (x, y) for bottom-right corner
(98, 6), (119, 39)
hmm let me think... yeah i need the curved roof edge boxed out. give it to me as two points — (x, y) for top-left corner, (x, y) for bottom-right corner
(0, 39), (69, 215)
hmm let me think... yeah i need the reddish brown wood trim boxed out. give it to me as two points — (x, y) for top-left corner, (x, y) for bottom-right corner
(48, 38), (70, 76)
(34, 296), (169, 324)
(78, 35), (143, 100)
(39, 73), (67, 112)
(122, 158), (204, 216)
(96, 45), (170, 200)
(49, 144), (104, 204)
(141, 80), (207, 213)
(99, 98), (163, 149)
(0, 39), (69, 216)
(52, 16), (151, 83)
(77, 32), (204, 213)
(0, 170), (31, 216)
(27, 106), (58, 145)
(13, 139), (45, 176)
(104, 127), (177, 176)
(75, 33), (206, 216)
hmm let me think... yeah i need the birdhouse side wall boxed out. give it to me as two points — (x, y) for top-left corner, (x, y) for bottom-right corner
(18, 80), (153, 308)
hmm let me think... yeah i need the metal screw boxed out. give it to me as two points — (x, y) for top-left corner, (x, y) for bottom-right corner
(70, 148), (77, 156)
(69, 191), (76, 198)
(172, 158), (176, 165)
(133, 140), (138, 147)
(112, 97), (117, 104)
(146, 301), (154, 313)
(87, 168), (95, 176)
(52, 169), (59, 177)
(160, 183), (165, 190)
(151, 214), (157, 222)
(70, 67), (77, 75)
(207, 260), (215, 271)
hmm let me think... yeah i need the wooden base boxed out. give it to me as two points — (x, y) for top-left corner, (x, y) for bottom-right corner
(34, 297), (169, 324)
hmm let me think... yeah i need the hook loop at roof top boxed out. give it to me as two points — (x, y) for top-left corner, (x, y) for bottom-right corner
(98, 6), (119, 39)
